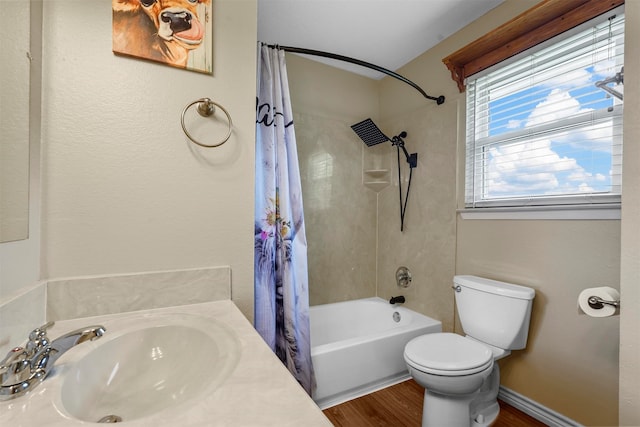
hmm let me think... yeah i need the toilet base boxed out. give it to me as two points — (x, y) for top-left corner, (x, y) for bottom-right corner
(470, 364), (500, 426)
(422, 389), (476, 427)
(471, 401), (499, 427)
(421, 392), (500, 427)
(420, 365), (501, 427)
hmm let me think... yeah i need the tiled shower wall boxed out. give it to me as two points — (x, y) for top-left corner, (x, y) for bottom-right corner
(377, 103), (458, 332)
(288, 54), (456, 331)
(296, 103), (458, 332)
(296, 112), (378, 305)
(287, 54), (381, 307)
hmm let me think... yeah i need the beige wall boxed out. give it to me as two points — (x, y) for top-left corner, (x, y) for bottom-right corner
(287, 54), (380, 305)
(619, 1), (640, 425)
(380, 1), (627, 425)
(39, 0), (257, 318)
(456, 220), (620, 425)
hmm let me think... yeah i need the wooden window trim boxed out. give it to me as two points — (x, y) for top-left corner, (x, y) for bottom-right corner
(442, 0), (624, 92)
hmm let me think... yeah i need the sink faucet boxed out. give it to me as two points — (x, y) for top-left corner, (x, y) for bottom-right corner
(0, 321), (105, 400)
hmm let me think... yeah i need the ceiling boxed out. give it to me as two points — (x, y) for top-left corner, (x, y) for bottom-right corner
(257, 0), (504, 80)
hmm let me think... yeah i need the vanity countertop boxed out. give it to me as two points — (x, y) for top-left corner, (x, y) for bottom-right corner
(0, 300), (333, 426)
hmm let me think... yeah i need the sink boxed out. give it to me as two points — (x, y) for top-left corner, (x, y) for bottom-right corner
(59, 315), (239, 423)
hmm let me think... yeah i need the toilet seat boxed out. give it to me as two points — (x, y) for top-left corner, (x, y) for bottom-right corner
(405, 333), (493, 376)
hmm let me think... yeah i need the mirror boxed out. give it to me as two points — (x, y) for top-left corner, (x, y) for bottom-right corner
(0, 0), (32, 243)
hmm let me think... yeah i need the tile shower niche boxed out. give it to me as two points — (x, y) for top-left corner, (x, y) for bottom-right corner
(362, 143), (391, 192)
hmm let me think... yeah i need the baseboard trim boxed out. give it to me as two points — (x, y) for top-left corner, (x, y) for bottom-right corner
(498, 386), (584, 427)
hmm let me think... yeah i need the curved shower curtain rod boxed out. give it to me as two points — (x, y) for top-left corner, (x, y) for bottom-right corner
(268, 44), (445, 105)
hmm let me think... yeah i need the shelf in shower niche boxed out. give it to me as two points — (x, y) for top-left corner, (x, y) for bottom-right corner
(364, 181), (390, 192)
(363, 169), (390, 192)
(364, 169), (390, 178)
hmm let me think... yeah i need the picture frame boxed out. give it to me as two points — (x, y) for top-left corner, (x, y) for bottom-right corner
(112, 0), (212, 74)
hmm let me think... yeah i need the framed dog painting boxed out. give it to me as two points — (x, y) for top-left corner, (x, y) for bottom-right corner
(112, 0), (212, 74)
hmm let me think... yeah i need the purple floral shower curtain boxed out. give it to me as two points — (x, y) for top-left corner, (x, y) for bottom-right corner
(254, 43), (315, 395)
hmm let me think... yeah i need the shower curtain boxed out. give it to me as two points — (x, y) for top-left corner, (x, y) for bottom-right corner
(254, 43), (315, 395)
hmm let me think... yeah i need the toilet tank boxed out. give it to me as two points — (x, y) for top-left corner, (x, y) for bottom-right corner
(454, 275), (535, 350)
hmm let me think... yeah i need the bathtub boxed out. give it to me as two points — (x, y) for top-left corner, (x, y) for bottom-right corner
(310, 297), (441, 409)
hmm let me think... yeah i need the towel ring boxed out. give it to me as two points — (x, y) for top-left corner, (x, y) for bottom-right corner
(181, 98), (233, 148)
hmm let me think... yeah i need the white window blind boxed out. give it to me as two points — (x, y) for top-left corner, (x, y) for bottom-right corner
(465, 9), (624, 209)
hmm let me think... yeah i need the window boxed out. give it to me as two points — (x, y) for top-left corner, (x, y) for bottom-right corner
(464, 9), (624, 210)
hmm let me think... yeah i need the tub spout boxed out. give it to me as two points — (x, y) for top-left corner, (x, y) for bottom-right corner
(390, 296), (405, 304)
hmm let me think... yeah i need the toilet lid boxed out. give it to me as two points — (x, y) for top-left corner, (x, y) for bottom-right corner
(404, 333), (493, 376)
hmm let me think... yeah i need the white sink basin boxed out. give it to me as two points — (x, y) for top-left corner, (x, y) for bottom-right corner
(59, 315), (239, 423)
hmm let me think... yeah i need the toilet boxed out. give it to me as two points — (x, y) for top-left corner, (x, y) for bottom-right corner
(404, 275), (535, 427)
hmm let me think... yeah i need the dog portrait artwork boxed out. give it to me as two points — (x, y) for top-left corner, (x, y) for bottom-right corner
(112, 0), (212, 73)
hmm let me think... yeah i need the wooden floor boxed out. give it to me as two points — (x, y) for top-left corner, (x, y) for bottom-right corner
(323, 380), (547, 427)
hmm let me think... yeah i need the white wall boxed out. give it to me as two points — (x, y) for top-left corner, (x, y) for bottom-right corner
(0, 0), (42, 300)
(39, 0), (257, 317)
(0, 1), (31, 244)
(0, 3), (45, 357)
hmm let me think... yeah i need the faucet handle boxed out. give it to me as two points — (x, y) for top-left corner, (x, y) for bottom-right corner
(0, 347), (26, 369)
(25, 322), (55, 356)
(28, 321), (54, 340)
(0, 347), (30, 386)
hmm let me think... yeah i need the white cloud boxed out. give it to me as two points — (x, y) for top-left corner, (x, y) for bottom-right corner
(487, 137), (583, 195)
(526, 88), (589, 127)
(568, 170), (593, 182)
(540, 68), (592, 90)
(593, 59), (621, 79)
(552, 120), (615, 153)
(578, 183), (595, 193)
(539, 57), (620, 91)
(507, 119), (523, 129)
(523, 85), (616, 152)
(485, 88), (612, 197)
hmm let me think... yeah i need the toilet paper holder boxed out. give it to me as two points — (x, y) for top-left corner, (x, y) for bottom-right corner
(587, 295), (620, 310)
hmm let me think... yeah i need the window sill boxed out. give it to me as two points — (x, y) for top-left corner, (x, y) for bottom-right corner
(458, 204), (621, 220)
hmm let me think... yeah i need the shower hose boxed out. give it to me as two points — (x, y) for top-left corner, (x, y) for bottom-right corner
(396, 145), (414, 232)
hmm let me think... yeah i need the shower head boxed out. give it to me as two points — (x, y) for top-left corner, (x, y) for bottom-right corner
(351, 118), (390, 147)
(351, 118), (417, 168)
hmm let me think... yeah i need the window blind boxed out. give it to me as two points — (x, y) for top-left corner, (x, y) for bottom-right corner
(465, 9), (624, 209)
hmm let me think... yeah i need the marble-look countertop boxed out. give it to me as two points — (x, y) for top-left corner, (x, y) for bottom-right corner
(0, 301), (333, 426)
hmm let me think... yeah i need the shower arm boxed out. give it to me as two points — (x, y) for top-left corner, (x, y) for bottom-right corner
(271, 45), (445, 105)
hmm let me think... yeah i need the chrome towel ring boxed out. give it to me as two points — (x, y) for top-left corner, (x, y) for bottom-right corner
(181, 98), (233, 148)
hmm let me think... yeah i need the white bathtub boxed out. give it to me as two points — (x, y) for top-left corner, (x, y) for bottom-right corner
(310, 297), (442, 409)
